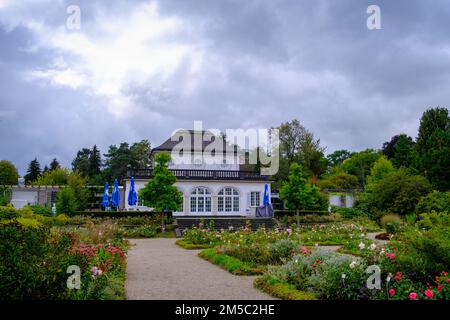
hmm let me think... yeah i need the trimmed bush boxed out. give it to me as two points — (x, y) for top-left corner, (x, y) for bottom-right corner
(416, 191), (450, 214)
(254, 275), (317, 300)
(198, 248), (265, 275)
(0, 205), (19, 220)
(380, 214), (402, 234)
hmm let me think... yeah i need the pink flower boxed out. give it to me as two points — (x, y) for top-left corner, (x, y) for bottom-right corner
(394, 272), (402, 281)
(437, 284), (443, 292)
(389, 288), (395, 296)
(385, 253), (390, 258)
(424, 289), (434, 299)
(409, 292), (417, 300)
(390, 253), (395, 260)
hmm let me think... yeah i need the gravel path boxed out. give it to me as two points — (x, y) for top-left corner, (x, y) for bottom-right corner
(125, 238), (276, 300)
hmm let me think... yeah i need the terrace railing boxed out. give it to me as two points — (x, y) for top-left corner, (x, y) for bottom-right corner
(127, 168), (270, 180)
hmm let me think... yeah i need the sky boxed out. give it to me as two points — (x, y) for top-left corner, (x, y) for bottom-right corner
(1, 0), (450, 175)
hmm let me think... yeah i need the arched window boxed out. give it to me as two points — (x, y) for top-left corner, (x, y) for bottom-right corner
(190, 187), (212, 213)
(218, 187), (240, 213)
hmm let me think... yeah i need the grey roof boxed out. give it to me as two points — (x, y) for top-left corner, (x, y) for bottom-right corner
(152, 130), (238, 153)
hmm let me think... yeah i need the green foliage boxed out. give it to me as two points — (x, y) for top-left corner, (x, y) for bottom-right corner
(340, 149), (381, 186)
(358, 168), (432, 216)
(103, 140), (151, 183)
(24, 158), (41, 184)
(276, 119), (327, 180)
(308, 254), (367, 300)
(0, 185), (12, 206)
(199, 248), (265, 275)
(124, 225), (157, 238)
(176, 239), (213, 249)
(0, 222), (74, 299)
(414, 107), (450, 191)
(56, 187), (78, 215)
(380, 214), (402, 234)
(139, 152), (182, 213)
(0, 160), (19, 185)
(366, 156), (395, 187)
(326, 150), (353, 168)
(254, 275), (317, 300)
(280, 163), (329, 219)
(34, 167), (70, 185)
(0, 204), (19, 220)
(416, 191), (450, 214)
(28, 204), (53, 216)
(318, 171), (359, 189)
(333, 207), (367, 219)
(382, 134), (415, 168)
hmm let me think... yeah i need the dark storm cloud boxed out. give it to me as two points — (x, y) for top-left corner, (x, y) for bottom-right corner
(1, 0), (449, 175)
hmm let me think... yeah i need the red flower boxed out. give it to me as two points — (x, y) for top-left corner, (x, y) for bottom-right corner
(316, 259), (321, 264)
(424, 289), (434, 299)
(437, 284), (443, 292)
(394, 272), (402, 281)
(385, 253), (390, 258)
(409, 292), (417, 300)
(389, 253), (395, 260)
(389, 289), (395, 296)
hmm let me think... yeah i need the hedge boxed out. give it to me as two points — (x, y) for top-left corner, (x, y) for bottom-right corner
(176, 239), (213, 250)
(198, 248), (265, 275)
(254, 275), (317, 300)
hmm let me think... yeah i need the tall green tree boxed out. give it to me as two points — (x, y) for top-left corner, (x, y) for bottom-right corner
(89, 145), (102, 176)
(24, 158), (41, 184)
(280, 163), (328, 227)
(104, 140), (151, 183)
(0, 160), (19, 185)
(139, 152), (182, 231)
(414, 107), (450, 191)
(274, 119), (326, 184)
(326, 150), (353, 168)
(49, 158), (61, 171)
(72, 148), (92, 177)
(392, 134), (415, 168)
(340, 149), (381, 187)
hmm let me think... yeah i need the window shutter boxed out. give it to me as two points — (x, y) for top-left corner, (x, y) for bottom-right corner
(247, 192), (251, 208)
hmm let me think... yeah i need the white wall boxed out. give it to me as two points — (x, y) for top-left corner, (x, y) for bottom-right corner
(11, 190), (38, 209)
(124, 179), (270, 216)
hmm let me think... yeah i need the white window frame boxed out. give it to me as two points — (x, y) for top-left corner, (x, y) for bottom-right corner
(218, 187), (240, 213)
(189, 187), (212, 213)
(250, 191), (261, 207)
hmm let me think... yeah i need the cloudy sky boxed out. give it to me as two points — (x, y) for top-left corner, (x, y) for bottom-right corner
(1, 0), (449, 175)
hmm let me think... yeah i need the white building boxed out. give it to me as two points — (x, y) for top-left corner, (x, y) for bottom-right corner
(123, 130), (272, 217)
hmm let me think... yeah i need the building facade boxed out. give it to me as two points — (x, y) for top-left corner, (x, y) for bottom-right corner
(124, 130), (272, 216)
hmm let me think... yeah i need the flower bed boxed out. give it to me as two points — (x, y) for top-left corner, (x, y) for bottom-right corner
(198, 248), (266, 275)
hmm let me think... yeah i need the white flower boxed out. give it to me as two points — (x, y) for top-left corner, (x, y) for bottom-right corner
(361, 233), (365, 238)
(98, 269), (103, 276)
(349, 261), (357, 269)
(370, 243), (377, 251)
(380, 248), (385, 256)
(358, 242), (366, 250)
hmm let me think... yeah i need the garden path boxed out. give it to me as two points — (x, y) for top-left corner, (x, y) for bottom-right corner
(125, 238), (276, 300)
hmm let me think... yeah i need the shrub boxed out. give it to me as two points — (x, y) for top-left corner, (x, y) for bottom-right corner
(359, 169), (432, 216)
(318, 172), (359, 190)
(380, 214), (402, 234)
(417, 211), (450, 230)
(416, 191), (450, 214)
(125, 225), (157, 238)
(254, 275), (317, 300)
(28, 204), (53, 216)
(56, 187), (78, 216)
(0, 221), (74, 299)
(308, 254), (367, 300)
(333, 207), (367, 219)
(0, 204), (19, 220)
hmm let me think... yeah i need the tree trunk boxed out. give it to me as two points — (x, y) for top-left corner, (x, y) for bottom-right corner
(161, 212), (165, 232)
(296, 208), (300, 229)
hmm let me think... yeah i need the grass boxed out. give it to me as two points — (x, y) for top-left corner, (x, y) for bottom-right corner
(198, 248), (265, 275)
(254, 275), (317, 300)
(176, 239), (213, 249)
